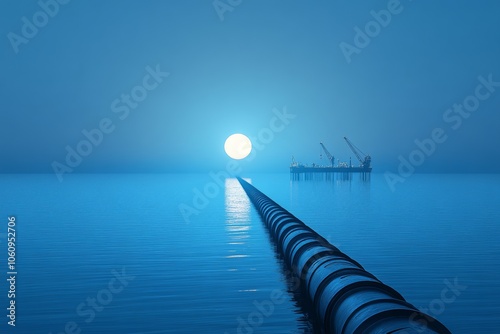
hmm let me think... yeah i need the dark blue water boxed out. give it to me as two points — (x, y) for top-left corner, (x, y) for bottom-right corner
(0, 173), (499, 333)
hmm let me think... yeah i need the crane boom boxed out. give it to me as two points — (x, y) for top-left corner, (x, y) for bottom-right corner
(344, 137), (371, 169)
(319, 142), (335, 166)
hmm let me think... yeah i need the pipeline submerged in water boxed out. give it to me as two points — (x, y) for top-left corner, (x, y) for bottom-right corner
(236, 177), (451, 334)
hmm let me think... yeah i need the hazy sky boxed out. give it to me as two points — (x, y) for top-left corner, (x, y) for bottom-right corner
(2, 0), (500, 176)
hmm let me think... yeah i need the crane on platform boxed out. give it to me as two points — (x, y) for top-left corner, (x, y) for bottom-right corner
(319, 142), (335, 167)
(344, 137), (371, 169)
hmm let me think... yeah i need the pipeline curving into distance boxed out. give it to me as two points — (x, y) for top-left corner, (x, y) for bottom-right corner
(236, 177), (451, 334)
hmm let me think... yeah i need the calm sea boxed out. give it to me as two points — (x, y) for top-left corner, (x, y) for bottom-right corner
(0, 173), (499, 333)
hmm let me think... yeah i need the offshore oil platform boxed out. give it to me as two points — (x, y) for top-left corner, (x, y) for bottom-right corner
(290, 137), (371, 179)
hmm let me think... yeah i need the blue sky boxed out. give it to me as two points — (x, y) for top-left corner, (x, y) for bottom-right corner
(1, 0), (500, 175)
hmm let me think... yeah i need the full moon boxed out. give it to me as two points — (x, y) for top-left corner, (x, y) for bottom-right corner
(224, 133), (252, 160)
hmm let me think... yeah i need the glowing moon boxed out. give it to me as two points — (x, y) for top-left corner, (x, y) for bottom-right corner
(224, 134), (252, 160)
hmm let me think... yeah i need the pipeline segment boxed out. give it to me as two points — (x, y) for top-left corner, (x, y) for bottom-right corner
(236, 177), (451, 334)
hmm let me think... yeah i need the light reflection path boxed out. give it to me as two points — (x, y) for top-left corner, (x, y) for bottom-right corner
(224, 178), (251, 267)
